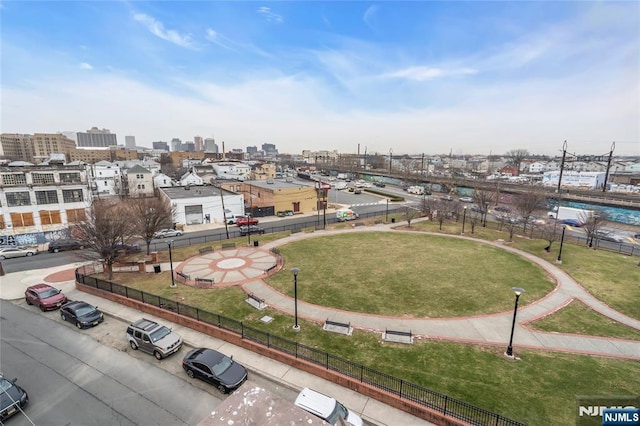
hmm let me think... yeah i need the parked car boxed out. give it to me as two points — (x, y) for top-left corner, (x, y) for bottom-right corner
(353, 188), (362, 194)
(0, 246), (38, 259)
(153, 229), (183, 238)
(459, 197), (474, 203)
(595, 231), (627, 243)
(48, 239), (84, 253)
(0, 374), (28, 422)
(439, 195), (454, 202)
(126, 318), (183, 360)
(235, 216), (259, 226)
(239, 225), (265, 236)
(373, 182), (386, 188)
(116, 243), (141, 254)
(25, 284), (68, 311)
(494, 205), (511, 212)
(294, 387), (363, 426)
(559, 219), (583, 227)
(181, 347), (248, 394)
(60, 300), (104, 329)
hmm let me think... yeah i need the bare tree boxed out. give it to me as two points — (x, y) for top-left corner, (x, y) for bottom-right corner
(467, 211), (481, 234)
(539, 221), (562, 252)
(580, 211), (608, 248)
(513, 191), (547, 232)
(505, 149), (529, 175)
(75, 199), (137, 280)
(126, 196), (176, 254)
(496, 213), (520, 242)
(473, 189), (495, 227)
(402, 206), (420, 227)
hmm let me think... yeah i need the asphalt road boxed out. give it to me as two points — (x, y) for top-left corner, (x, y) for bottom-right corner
(0, 300), (222, 425)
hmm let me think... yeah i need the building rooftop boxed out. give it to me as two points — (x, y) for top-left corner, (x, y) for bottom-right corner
(160, 185), (230, 200)
(249, 178), (314, 191)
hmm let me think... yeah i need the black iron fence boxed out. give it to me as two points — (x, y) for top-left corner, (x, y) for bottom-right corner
(75, 267), (524, 426)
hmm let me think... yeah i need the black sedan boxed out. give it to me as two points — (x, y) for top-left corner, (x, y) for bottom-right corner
(0, 375), (28, 422)
(239, 225), (265, 236)
(60, 301), (104, 329)
(182, 348), (248, 394)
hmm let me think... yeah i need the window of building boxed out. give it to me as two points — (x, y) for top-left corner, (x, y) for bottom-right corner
(1, 173), (27, 185)
(0, 216), (5, 229)
(67, 208), (86, 223)
(32, 173), (55, 184)
(62, 189), (84, 203)
(137, 184), (145, 189)
(136, 174), (143, 179)
(236, 185), (242, 191)
(6, 192), (31, 207)
(10, 212), (35, 227)
(35, 190), (59, 205)
(60, 173), (81, 183)
(39, 210), (62, 225)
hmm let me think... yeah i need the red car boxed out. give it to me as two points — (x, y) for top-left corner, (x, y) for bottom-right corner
(25, 284), (68, 311)
(236, 216), (259, 226)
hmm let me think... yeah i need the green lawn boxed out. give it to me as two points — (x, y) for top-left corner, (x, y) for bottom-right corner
(98, 223), (640, 426)
(530, 299), (640, 341)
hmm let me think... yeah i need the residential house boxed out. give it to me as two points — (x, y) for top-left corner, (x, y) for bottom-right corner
(158, 185), (244, 226)
(126, 165), (155, 197)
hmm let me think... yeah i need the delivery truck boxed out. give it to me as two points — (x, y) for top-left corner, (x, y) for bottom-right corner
(336, 208), (359, 222)
(548, 206), (594, 226)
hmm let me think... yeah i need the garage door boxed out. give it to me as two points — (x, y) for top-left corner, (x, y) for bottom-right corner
(185, 205), (203, 225)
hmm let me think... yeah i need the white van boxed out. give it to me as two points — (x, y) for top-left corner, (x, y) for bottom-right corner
(294, 387), (363, 426)
(336, 209), (359, 222)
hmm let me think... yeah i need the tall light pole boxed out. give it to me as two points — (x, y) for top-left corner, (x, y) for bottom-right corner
(389, 148), (393, 175)
(505, 287), (525, 358)
(386, 199), (389, 222)
(462, 206), (467, 234)
(557, 225), (567, 264)
(167, 240), (176, 288)
(291, 267), (300, 331)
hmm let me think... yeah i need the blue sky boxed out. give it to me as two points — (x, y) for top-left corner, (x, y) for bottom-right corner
(1, 1), (638, 156)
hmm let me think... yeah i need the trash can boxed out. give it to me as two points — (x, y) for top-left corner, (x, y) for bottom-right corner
(154, 264), (161, 273)
(391, 218), (396, 223)
(253, 240), (259, 247)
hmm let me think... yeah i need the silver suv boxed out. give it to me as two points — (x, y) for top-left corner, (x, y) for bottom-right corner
(126, 318), (183, 360)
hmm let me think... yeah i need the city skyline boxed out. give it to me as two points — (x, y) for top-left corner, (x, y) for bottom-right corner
(1, 2), (638, 156)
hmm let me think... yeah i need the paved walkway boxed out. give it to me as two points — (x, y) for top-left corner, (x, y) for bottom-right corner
(175, 220), (640, 360)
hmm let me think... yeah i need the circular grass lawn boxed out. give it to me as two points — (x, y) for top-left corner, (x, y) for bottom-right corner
(265, 232), (556, 317)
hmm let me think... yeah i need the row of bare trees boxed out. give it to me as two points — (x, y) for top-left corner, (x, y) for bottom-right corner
(71, 196), (175, 279)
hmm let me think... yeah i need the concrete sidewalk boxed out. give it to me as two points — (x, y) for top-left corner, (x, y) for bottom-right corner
(0, 263), (433, 426)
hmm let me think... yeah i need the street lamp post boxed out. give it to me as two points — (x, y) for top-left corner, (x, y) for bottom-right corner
(462, 206), (467, 234)
(505, 287), (525, 358)
(291, 267), (300, 331)
(557, 225), (567, 264)
(389, 148), (393, 174)
(167, 240), (176, 288)
(386, 199), (389, 222)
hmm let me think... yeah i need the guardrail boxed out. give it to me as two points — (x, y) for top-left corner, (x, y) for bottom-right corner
(75, 268), (525, 426)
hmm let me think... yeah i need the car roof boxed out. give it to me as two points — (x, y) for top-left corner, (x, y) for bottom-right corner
(187, 347), (224, 366)
(27, 283), (56, 293)
(294, 388), (336, 418)
(63, 300), (92, 310)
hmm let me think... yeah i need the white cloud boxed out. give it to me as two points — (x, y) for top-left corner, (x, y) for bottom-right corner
(79, 62), (93, 70)
(381, 66), (477, 81)
(205, 28), (234, 50)
(132, 13), (195, 49)
(257, 7), (283, 24)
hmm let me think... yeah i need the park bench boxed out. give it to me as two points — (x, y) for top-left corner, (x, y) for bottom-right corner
(323, 319), (352, 336)
(221, 242), (236, 251)
(195, 277), (215, 288)
(198, 246), (213, 255)
(383, 329), (414, 344)
(245, 293), (267, 310)
(176, 271), (190, 282)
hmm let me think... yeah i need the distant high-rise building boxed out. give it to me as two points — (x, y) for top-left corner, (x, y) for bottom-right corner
(247, 146), (258, 153)
(0, 133), (76, 162)
(194, 136), (203, 152)
(204, 138), (218, 153)
(125, 135), (136, 148)
(152, 141), (169, 151)
(183, 141), (195, 152)
(76, 127), (118, 148)
(170, 138), (182, 152)
(261, 143), (278, 157)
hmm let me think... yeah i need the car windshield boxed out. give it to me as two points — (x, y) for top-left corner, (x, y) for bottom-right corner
(75, 306), (96, 316)
(0, 378), (13, 392)
(40, 288), (59, 298)
(211, 356), (233, 376)
(150, 326), (171, 342)
(326, 402), (349, 424)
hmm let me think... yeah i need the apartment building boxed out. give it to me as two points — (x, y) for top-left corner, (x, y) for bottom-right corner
(1, 133), (76, 163)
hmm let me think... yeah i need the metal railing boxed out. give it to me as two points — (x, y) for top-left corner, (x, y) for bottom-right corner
(75, 267), (525, 426)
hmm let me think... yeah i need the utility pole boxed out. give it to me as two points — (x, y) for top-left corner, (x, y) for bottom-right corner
(602, 142), (615, 193)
